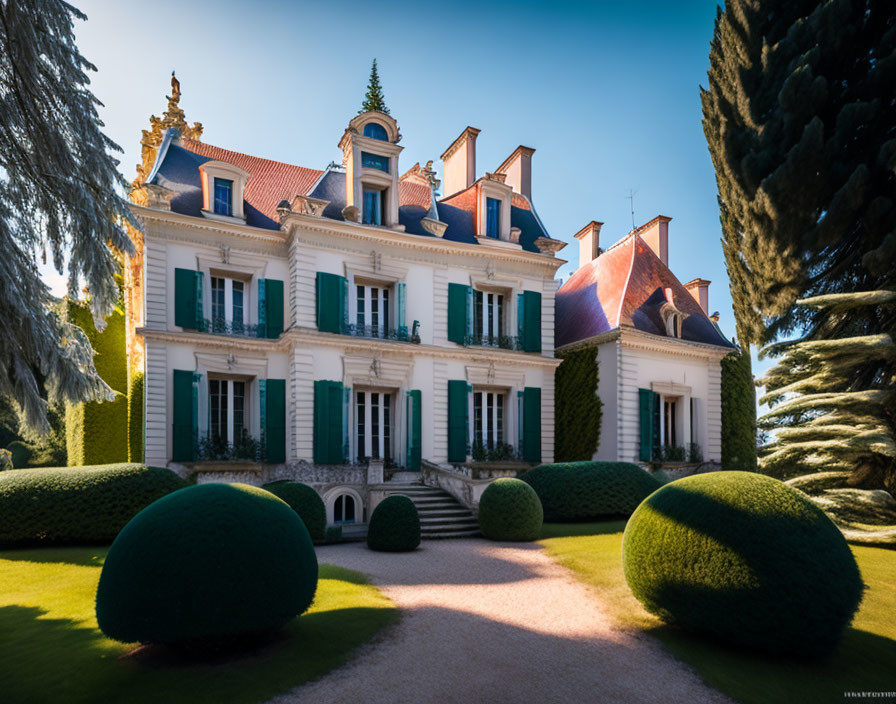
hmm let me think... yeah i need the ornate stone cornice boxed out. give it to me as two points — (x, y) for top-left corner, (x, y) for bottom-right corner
(534, 237), (566, 256)
(557, 325), (733, 361)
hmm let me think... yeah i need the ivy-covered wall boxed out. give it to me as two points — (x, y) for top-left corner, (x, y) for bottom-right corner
(720, 346), (757, 471)
(127, 371), (144, 463)
(65, 302), (128, 466)
(554, 347), (602, 462)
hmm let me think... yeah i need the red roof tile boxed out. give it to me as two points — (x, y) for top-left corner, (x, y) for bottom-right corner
(398, 180), (432, 208)
(181, 139), (323, 223)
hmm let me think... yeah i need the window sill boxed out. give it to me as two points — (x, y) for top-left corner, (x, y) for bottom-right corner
(201, 209), (246, 225)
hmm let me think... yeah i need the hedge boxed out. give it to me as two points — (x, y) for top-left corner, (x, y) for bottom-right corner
(0, 463), (186, 546)
(65, 302), (128, 466)
(478, 478), (543, 541)
(554, 347), (602, 461)
(720, 346), (757, 471)
(127, 371), (144, 463)
(262, 480), (327, 542)
(520, 462), (661, 521)
(96, 483), (318, 644)
(623, 471), (864, 657)
(367, 495), (420, 552)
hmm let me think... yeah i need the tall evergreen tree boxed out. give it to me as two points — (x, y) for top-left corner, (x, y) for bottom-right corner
(759, 291), (895, 492)
(701, 0), (896, 347)
(360, 59), (389, 114)
(0, 0), (136, 431)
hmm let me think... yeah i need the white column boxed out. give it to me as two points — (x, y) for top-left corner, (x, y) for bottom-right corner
(226, 380), (234, 443)
(224, 279), (233, 324)
(364, 392), (372, 458)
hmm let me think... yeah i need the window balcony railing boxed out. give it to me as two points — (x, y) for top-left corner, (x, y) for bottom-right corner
(342, 321), (421, 344)
(194, 432), (266, 462)
(196, 317), (265, 339)
(464, 333), (522, 351)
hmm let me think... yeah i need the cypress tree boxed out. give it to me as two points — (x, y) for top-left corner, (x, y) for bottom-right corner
(701, 0), (896, 347)
(759, 291), (896, 492)
(360, 59), (390, 114)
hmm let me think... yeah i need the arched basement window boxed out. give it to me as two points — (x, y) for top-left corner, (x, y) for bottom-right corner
(334, 494), (357, 524)
(363, 122), (389, 141)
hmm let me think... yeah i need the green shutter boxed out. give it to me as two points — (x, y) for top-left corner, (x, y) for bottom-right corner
(262, 279), (284, 338)
(406, 390), (422, 470)
(517, 293), (525, 340)
(522, 290), (542, 352)
(172, 369), (198, 461)
(264, 379), (286, 463)
(447, 380), (469, 462)
(639, 388), (656, 462)
(397, 282), (407, 334)
(174, 268), (202, 329)
(316, 272), (347, 334)
(522, 386), (541, 463)
(314, 380), (344, 464)
(448, 283), (471, 344)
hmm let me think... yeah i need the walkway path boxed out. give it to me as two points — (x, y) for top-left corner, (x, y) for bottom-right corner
(272, 539), (732, 704)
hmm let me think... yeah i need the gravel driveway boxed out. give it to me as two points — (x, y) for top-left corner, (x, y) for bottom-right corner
(272, 539), (731, 704)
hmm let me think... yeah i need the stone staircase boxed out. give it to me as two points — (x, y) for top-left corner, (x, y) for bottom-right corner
(384, 483), (480, 539)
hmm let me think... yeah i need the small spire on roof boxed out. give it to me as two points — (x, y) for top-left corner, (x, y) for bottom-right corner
(360, 59), (390, 115)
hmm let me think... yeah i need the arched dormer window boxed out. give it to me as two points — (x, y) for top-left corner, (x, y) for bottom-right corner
(665, 312), (682, 338)
(198, 160), (250, 222)
(363, 122), (389, 141)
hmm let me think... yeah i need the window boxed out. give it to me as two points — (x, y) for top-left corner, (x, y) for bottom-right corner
(473, 289), (504, 342)
(665, 312), (681, 338)
(363, 188), (384, 225)
(356, 391), (392, 462)
(486, 197), (501, 238)
(356, 284), (391, 337)
(663, 398), (677, 446)
(363, 122), (389, 141)
(334, 494), (357, 524)
(473, 391), (505, 450)
(361, 151), (390, 172)
(209, 378), (246, 444)
(210, 276), (246, 333)
(213, 178), (233, 217)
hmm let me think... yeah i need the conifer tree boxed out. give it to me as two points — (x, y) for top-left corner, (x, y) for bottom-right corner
(701, 0), (896, 347)
(360, 59), (389, 114)
(759, 291), (896, 492)
(0, 0), (137, 431)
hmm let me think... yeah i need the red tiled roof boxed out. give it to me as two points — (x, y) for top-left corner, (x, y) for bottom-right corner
(398, 180), (432, 208)
(440, 183), (479, 230)
(182, 139), (323, 222)
(511, 193), (531, 210)
(555, 234), (717, 348)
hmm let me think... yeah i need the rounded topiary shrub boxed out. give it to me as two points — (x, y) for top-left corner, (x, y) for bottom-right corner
(520, 462), (660, 521)
(263, 480), (326, 542)
(367, 495), (420, 552)
(478, 478), (543, 541)
(0, 463), (186, 546)
(96, 483), (318, 644)
(623, 471), (864, 657)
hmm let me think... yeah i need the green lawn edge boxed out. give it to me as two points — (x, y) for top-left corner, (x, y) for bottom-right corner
(540, 521), (896, 704)
(0, 546), (398, 704)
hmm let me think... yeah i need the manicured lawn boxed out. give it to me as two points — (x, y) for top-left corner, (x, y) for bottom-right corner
(0, 546), (397, 704)
(541, 522), (896, 704)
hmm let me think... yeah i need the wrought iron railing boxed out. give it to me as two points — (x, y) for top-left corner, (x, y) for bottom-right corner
(464, 333), (522, 351)
(196, 317), (265, 339)
(342, 321), (421, 344)
(194, 433), (266, 462)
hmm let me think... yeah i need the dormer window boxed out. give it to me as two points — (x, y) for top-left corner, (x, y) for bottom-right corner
(213, 178), (233, 216)
(486, 198), (501, 238)
(363, 122), (389, 141)
(198, 160), (249, 222)
(665, 312), (683, 338)
(361, 152), (390, 172)
(363, 187), (385, 225)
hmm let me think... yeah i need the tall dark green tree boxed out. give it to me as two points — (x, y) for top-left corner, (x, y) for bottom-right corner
(701, 0), (896, 347)
(360, 59), (389, 114)
(0, 0), (137, 432)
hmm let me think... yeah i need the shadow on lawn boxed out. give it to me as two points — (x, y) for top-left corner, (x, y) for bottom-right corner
(540, 520), (628, 539)
(0, 545), (108, 567)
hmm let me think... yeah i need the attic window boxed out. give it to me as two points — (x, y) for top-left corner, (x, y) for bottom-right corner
(363, 122), (389, 141)
(361, 152), (390, 172)
(665, 312), (682, 338)
(486, 198), (501, 238)
(213, 178), (233, 216)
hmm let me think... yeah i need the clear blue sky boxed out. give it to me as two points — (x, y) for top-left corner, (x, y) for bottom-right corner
(65, 0), (740, 345)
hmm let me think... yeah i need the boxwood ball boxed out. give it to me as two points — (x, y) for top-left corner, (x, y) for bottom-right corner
(623, 471), (864, 657)
(95, 483), (318, 644)
(478, 477), (543, 541)
(262, 480), (327, 542)
(367, 495), (420, 552)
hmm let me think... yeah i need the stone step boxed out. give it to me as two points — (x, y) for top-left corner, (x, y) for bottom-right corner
(419, 515), (479, 525)
(423, 530), (481, 539)
(416, 508), (472, 517)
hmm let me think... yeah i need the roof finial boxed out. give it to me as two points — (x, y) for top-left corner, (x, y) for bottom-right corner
(360, 58), (390, 115)
(171, 70), (180, 103)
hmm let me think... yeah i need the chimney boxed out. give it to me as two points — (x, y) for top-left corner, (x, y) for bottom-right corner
(440, 126), (480, 197)
(684, 278), (711, 315)
(574, 221), (604, 267)
(638, 215), (671, 265)
(495, 145), (535, 201)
